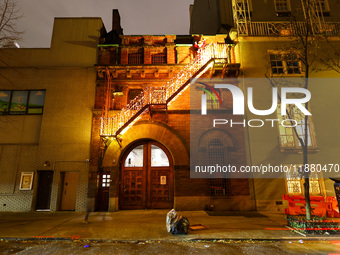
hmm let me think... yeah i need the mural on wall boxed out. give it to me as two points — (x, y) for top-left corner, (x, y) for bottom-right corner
(0, 91), (11, 113)
(0, 90), (46, 115)
(10, 91), (28, 114)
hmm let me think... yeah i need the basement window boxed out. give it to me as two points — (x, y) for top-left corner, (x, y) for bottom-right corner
(285, 164), (321, 195)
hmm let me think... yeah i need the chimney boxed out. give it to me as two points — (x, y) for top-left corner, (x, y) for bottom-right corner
(112, 9), (122, 34)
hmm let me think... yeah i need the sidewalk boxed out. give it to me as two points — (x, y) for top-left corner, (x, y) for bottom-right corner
(0, 210), (338, 241)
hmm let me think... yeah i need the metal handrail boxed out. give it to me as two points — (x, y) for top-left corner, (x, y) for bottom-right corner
(100, 43), (228, 136)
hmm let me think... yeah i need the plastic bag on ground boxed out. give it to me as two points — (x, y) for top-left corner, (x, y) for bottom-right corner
(166, 209), (190, 235)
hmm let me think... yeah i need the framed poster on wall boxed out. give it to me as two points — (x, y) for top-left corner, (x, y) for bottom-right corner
(19, 172), (34, 190)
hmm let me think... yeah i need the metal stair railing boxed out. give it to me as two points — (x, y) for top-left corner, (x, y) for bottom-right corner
(100, 43), (228, 137)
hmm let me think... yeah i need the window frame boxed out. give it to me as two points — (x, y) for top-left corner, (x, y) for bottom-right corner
(101, 173), (111, 188)
(151, 48), (167, 65)
(268, 51), (304, 77)
(319, 0), (330, 13)
(206, 89), (221, 110)
(274, 0), (291, 12)
(207, 138), (232, 198)
(0, 90), (46, 115)
(284, 164), (322, 196)
(128, 48), (144, 65)
(277, 104), (318, 152)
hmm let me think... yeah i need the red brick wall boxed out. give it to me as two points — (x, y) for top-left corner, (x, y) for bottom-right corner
(90, 36), (248, 209)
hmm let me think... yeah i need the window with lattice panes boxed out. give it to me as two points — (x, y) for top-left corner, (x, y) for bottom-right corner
(277, 104), (317, 151)
(151, 51), (167, 64)
(238, 0), (252, 12)
(207, 91), (221, 110)
(275, 0), (291, 12)
(0, 90), (46, 115)
(269, 53), (303, 76)
(286, 165), (321, 195)
(102, 174), (111, 187)
(208, 138), (231, 197)
(318, 0), (329, 12)
(128, 49), (144, 65)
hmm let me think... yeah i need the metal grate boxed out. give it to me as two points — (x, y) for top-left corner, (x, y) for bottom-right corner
(128, 52), (143, 65)
(207, 92), (221, 110)
(151, 53), (167, 64)
(208, 138), (232, 198)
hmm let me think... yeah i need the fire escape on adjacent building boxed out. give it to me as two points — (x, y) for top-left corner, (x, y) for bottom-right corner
(232, 0), (339, 36)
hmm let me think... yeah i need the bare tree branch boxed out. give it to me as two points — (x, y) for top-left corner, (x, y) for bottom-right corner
(0, 0), (23, 48)
(264, 0), (340, 221)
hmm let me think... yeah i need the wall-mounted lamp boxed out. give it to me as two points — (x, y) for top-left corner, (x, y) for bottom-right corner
(112, 88), (123, 97)
(43, 161), (51, 167)
(225, 34), (235, 45)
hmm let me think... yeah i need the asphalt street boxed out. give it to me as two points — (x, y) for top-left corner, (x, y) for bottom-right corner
(1, 239), (340, 255)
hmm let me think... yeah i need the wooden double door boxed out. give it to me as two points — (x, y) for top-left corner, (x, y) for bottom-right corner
(120, 141), (173, 210)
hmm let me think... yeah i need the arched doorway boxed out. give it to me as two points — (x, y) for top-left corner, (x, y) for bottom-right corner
(120, 140), (173, 210)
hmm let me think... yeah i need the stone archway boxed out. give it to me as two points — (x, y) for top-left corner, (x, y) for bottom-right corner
(102, 121), (189, 167)
(101, 121), (189, 211)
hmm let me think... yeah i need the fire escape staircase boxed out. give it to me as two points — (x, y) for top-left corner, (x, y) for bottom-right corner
(100, 43), (229, 137)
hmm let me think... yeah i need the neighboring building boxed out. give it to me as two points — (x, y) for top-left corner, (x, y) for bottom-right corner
(191, 0), (340, 212)
(0, 18), (104, 212)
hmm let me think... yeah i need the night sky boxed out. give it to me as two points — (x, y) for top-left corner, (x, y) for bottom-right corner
(17, 0), (194, 48)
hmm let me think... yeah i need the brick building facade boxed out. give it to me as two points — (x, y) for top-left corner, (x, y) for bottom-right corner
(0, 18), (104, 212)
(90, 22), (251, 211)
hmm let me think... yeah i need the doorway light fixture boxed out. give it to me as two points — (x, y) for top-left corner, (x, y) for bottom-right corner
(43, 161), (51, 167)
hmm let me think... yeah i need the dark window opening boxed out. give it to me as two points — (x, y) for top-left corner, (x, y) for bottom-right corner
(128, 89), (143, 104)
(208, 138), (232, 198)
(151, 52), (167, 64)
(128, 50), (144, 65)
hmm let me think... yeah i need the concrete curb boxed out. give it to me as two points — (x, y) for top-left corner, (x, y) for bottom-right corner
(1, 237), (339, 243)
